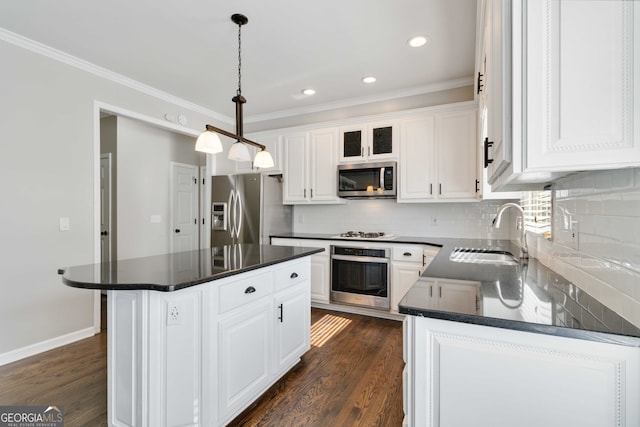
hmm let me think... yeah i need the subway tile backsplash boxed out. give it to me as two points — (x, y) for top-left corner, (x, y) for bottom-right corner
(529, 167), (640, 328)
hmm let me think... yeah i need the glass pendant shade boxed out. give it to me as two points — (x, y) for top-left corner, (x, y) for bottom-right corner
(253, 149), (275, 168)
(195, 131), (223, 154)
(228, 141), (251, 161)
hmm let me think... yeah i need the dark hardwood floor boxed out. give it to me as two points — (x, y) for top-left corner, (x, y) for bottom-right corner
(0, 306), (404, 427)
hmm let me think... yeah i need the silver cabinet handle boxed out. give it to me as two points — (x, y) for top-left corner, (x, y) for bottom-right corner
(430, 184), (433, 195)
(439, 184), (442, 195)
(235, 190), (242, 239)
(304, 188), (306, 198)
(311, 188), (313, 198)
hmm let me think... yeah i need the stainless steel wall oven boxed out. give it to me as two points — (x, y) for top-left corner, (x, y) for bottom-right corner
(330, 245), (390, 310)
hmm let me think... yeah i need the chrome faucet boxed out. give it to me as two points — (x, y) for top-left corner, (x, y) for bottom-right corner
(492, 202), (528, 259)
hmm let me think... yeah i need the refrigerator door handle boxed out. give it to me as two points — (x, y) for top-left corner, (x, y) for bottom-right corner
(235, 190), (243, 239)
(228, 191), (236, 238)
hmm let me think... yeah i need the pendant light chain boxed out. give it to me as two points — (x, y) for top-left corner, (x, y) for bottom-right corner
(237, 22), (242, 97)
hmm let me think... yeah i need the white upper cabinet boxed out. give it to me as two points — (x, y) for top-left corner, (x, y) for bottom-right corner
(480, 0), (640, 191)
(524, 0), (639, 171)
(282, 128), (342, 205)
(339, 120), (399, 163)
(399, 104), (478, 202)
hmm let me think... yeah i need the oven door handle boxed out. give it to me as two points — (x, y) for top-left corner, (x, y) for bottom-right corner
(331, 254), (390, 264)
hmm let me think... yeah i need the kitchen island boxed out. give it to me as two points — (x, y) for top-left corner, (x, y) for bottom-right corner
(61, 244), (323, 427)
(398, 239), (640, 427)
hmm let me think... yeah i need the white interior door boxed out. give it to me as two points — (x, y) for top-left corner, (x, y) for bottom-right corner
(100, 153), (112, 264)
(171, 162), (199, 253)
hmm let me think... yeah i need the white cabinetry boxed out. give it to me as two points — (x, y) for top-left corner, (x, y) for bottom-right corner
(403, 316), (640, 426)
(478, 0), (640, 191)
(108, 258), (311, 427)
(339, 120), (398, 163)
(283, 129), (341, 204)
(399, 105), (478, 202)
(270, 238), (330, 304)
(217, 298), (272, 421)
(390, 245), (435, 314)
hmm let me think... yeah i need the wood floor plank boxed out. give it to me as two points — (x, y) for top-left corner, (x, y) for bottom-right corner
(0, 308), (403, 426)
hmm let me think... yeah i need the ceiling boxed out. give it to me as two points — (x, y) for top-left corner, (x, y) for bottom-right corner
(0, 0), (477, 125)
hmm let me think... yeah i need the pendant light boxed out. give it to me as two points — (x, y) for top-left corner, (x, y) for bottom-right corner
(195, 13), (275, 169)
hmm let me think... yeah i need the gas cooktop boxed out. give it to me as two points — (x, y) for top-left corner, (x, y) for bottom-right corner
(333, 231), (396, 240)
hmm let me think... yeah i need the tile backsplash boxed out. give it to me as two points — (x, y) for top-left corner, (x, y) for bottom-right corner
(528, 167), (640, 328)
(292, 199), (513, 239)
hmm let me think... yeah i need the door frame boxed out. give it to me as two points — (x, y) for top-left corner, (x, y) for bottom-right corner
(93, 100), (212, 333)
(100, 153), (113, 264)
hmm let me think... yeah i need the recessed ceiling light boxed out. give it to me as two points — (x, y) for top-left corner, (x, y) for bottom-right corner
(362, 76), (377, 84)
(408, 35), (428, 48)
(301, 88), (316, 96)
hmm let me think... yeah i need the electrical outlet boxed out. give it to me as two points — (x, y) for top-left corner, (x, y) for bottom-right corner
(167, 303), (182, 325)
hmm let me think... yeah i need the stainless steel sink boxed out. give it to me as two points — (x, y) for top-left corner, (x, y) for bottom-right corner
(449, 247), (518, 266)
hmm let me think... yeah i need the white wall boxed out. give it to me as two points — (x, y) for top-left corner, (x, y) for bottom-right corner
(0, 38), (220, 363)
(293, 200), (512, 239)
(115, 116), (204, 259)
(528, 168), (640, 328)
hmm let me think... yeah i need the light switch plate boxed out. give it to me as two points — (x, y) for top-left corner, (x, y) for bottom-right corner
(59, 217), (70, 231)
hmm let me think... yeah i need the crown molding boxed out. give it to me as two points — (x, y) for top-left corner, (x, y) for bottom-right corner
(244, 77), (474, 123)
(0, 27), (234, 124)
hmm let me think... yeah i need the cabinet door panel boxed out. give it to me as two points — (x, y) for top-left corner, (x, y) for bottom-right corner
(526, 0), (639, 170)
(218, 299), (272, 420)
(310, 128), (339, 201)
(310, 255), (330, 303)
(275, 285), (310, 373)
(436, 110), (477, 199)
(399, 116), (436, 200)
(283, 133), (308, 203)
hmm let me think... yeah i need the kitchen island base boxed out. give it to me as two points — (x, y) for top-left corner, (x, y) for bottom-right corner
(108, 258), (311, 427)
(403, 316), (640, 427)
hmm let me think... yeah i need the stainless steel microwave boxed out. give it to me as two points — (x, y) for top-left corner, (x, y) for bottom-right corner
(337, 161), (397, 199)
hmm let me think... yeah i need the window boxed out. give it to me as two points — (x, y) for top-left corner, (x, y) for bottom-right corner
(521, 191), (552, 238)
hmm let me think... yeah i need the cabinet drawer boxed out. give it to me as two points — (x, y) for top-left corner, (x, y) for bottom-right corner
(218, 273), (274, 314)
(274, 261), (308, 291)
(392, 245), (424, 263)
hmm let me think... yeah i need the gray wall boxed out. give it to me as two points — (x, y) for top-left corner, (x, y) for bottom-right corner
(115, 116), (204, 259)
(0, 38), (216, 360)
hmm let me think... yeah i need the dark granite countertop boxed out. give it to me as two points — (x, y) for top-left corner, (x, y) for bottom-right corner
(60, 244), (324, 292)
(271, 233), (640, 347)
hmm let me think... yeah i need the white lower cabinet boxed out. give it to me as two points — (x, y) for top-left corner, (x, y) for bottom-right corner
(217, 298), (273, 422)
(271, 238), (330, 304)
(274, 284), (311, 373)
(391, 263), (422, 314)
(404, 316), (640, 427)
(309, 254), (330, 303)
(108, 258), (311, 427)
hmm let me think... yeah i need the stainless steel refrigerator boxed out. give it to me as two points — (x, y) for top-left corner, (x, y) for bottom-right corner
(211, 173), (292, 247)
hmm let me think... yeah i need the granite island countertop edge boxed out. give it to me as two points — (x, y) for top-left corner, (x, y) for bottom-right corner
(61, 245), (324, 292)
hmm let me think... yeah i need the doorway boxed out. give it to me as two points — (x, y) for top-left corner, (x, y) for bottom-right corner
(95, 102), (210, 332)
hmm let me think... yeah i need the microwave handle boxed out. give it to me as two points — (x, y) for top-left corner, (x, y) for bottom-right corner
(380, 167), (385, 190)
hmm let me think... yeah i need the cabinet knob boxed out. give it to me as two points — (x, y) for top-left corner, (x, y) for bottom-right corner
(244, 286), (256, 294)
(101, 230), (108, 236)
(174, 229), (181, 233)
(290, 272), (299, 279)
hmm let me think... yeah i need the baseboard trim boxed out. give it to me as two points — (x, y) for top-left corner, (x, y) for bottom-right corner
(0, 327), (96, 367)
